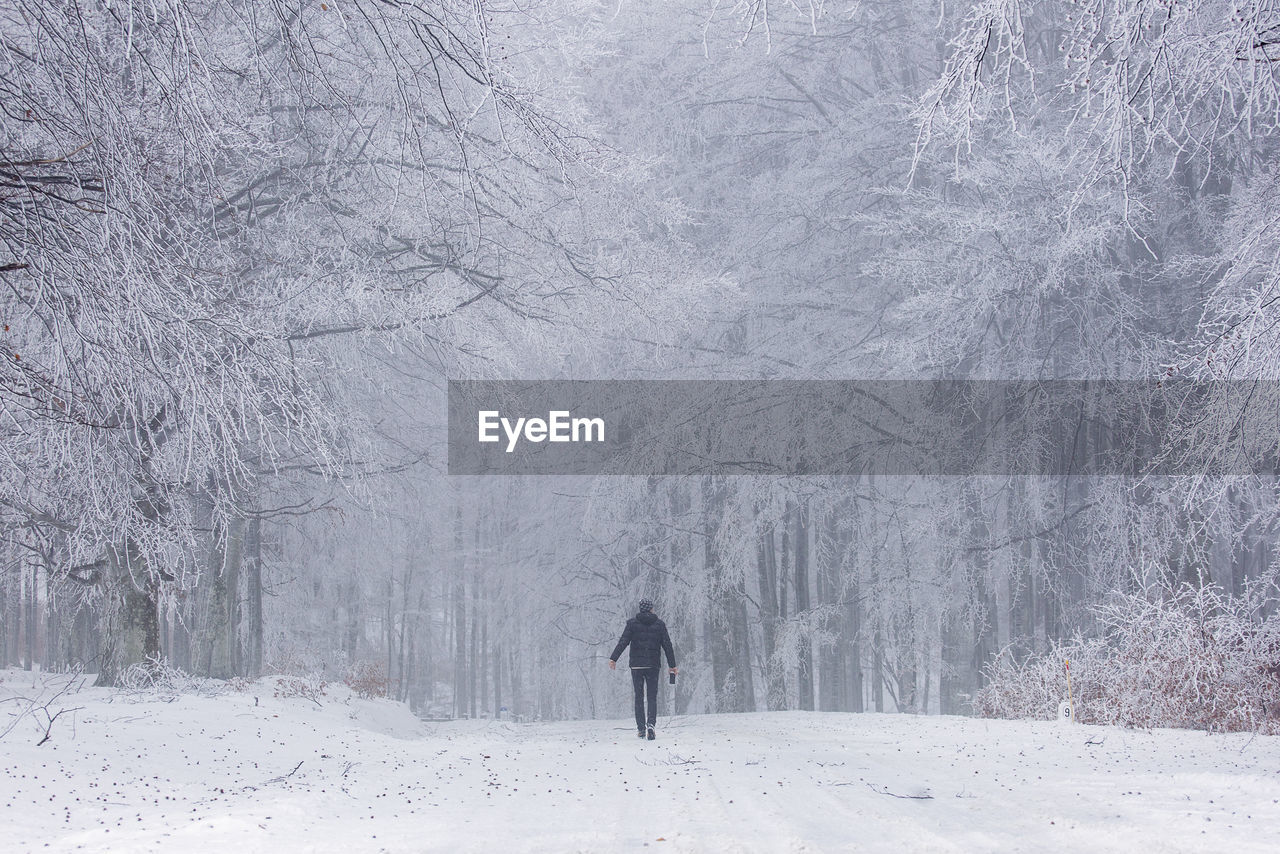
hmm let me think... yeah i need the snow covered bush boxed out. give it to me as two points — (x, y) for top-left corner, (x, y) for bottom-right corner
(117, 657), (214, 697)
(264, 642), (331, 702)
(272, 675), (328, 703)
(342, 661), (389, 699)
(974, 582), (1280, 733)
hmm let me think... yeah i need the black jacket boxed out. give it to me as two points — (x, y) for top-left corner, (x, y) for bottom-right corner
(610, 611), (676, 669)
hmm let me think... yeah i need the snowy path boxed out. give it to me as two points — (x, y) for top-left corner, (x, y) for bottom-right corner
(3, 672), (1279, 853)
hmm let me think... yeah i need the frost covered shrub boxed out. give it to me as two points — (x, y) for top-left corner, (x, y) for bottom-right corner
(272, 674), (328, 702)
(266, 643), (333, 702)
(343, 661), (389, 699)
(116, 656), (222, 698)
(974, 583), (1280, 733)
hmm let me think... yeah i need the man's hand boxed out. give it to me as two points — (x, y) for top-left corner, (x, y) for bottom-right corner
(670, 667), (678, 675)
(608, 660), (617, 670)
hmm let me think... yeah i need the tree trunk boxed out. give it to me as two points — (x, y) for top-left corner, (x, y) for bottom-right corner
(469, 580), (479, 718)
(386, 573), (395, 694)
(734, 587), (756, 711)
(817, 510), (842, 711)
(397, 551), (413, 702)
(793, 500), (814, 711)
(872, 625), (884, 712)
(245, 517), (263, 677)
(420, 587), (434, 703)
(1, 563), (11, 667)
(453, 578), (466, 718)
(207, 515), (245, 679)
(847, 576), (864, 712)
(97, 540), (161, 686)
(756, 527), (785, 710)
(493, 636), (502, 718)
(46, 565), (61, 672)
(345, 580), (362, 665)
(703, 477), (735, 711)
(508, 646), (521, 720)
(23, 563), (36, 671)
(480, 611), (489, 716)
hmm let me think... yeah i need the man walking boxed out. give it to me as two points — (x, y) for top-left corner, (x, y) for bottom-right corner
(608, 598), (677, 740)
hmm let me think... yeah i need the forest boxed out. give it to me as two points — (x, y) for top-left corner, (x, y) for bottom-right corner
(4, 0), (1280, 732)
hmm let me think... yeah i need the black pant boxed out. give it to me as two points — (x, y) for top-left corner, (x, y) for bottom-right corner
(631, 667), (659, 731)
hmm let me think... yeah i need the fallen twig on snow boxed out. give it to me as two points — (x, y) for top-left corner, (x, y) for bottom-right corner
(1, 671), (87, 744)
(37, 706), (83, 746)
(266, 760), (304, 784)
(865, 782), (932, 800)
(635, 753), (699, 766)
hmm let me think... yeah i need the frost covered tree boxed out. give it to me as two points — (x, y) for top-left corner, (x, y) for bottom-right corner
(0, 0), (699, 683)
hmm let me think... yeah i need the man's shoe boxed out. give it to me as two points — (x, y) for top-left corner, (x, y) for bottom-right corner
(647, 726), (656, 740)
(637, 730), (646, 738)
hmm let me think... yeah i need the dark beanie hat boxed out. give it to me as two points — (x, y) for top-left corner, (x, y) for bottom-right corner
(638, 598), (654, 613)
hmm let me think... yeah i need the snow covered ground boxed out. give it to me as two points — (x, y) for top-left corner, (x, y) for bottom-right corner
(2, 669), (1278, 853)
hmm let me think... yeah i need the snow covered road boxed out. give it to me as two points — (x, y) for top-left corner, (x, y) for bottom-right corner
(2, 671), (1278, 853)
